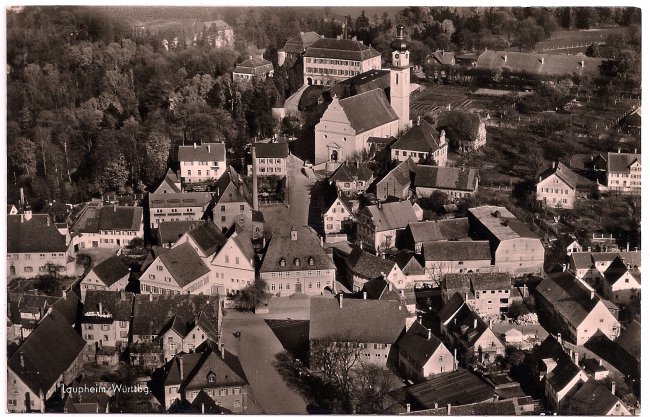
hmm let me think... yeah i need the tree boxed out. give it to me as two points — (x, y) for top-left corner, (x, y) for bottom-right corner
(513, 17), (545, 51)
(232, 278), (270, 311)
(142, 129), (171, 185)
(436, 111), (477, 150)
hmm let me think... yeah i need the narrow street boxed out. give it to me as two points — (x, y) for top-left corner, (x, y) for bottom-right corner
(287, 154), (315, 230)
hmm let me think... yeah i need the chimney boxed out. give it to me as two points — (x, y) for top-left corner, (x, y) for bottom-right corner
(447, 403), (451, 415)
(120, 291), (126, 301)
(291, 229), (298, 241)
(590, 289), (595, 300)
(417, 115), (421, 125)
(46, 216), (50, 226)
(503, 55), (507, 62)
(489, 319), (493, 329)
(338, 293), (344, 308)
(634, 148), (637, 154)
(418, 316), (422, 324)
(336, 34), (341, 40)
(427, 328), (431, 340)
(20, 187), (25, 207)
(611, 381), (616, 395)
(464, 292), (468, 302)
(221, 343), (225, 359)
(252, 144), (259, 211)
(406, 403), (411, 413)
(434, 403), (438, 409)
(98, 302), (103, 314)
(540, 57), (544, 64)
(453, 348), (457, 370)
(574, 351), (579, 365)
(179, 357), (184, 379)
(19, 351), (24, 368)
(562, 263), (567, 272)
(149, 293), (153, 302)
(377, 201), (382, 210)
(201, 402), (205, 414)
(207, 145), (211, 153)
(40, 388), (46, 413)
(473, 318), (477, 329)
(599, 359), (603, 366)
(363, 291), (367, 300)
(439, 129), (446, 145)
(320, 236), (324, 247)
(62, 290), (67, 300)
(20, 214), (24, 223)
(580, 59), (585, 67)
(557, 332), (562, 346)
(193, 142), (197, 149)
(618, 147), (621, 153)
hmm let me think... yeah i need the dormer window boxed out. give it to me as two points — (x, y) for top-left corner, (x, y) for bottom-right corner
(294, 258), (301, 267)
(279, 258), (286, 267)
(308, 257), (315, 266)
(207, 372), (216, 383)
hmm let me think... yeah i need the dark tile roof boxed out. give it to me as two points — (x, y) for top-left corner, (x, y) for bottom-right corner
(7, 293), (59, 326)
(260, 226), (335, 273)
(309, 297), (407, 344)
(581, 357), (607, 374)
(154, 169), (182, 194)
(397, 321), (445, 367)
(190, 389), (231, 414)
(73, 205), (142, 233)
(430, 50), (456, 66)
(570, 378), (628, 415)
(443, 304), (496, 350)
(158, 220), (205, 246)
(569, 153), (608, 171)
(330, 161), (374, 183)
(443, 275), (472, 298)
(51, 290), (81, 327)
(392, 120), (445, 153)
(368, 136), (398, 147)
(64, 383), (111, 413)
(535, 272), (602, 329)
(149, 192), (213, 209)
(347, 245), (397, 280)
(187, 221), (228, 257)
(422, 241), (491, 262)
(476, 50), (605, 79)
(234, 57), (274, 75)
(83, 290), (134, 322)
(570, 252), (594, 270)
(304, 38), (381, 61)
(388, 251), (425, 276)
(329, 69), (391, 98)
(602, 256), (636, 286)
(132, 294), (221, 337)
(607, 151), (641, 173)
(468, 273), (512, 291)
(537, 161), (581, 190)
(615, 320), (640, 362)
(336, 89), (398, 134)
(178, 143), (226, 162)
(363, 201), (418, 232)
(407, 369), (495, 409)
(158, 242), (211, 288)
(7, 214), (68, 253)
(437, 293), (466, 324)
(406, 218), (470, 244)
(407, 399), (518, 415)
(377, 158), (416, 191)
(361, 277), (402, 302)
(468, 206), (540, 240)
(284, 31), (321, 54)
(547, 354), (583, 392)
(214, 166), (252, 206)
(254, 142), (289, 159)
(91, 256), (131, 287)
(415, 165), (479, 192)
(232, 231), (255, 263)
(8, 309), (86, 395)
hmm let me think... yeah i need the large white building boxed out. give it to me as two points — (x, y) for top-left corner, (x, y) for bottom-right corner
(536, 162), (580, 209)
(178, 142), (226, 185)
(70, 203), (144, 249)
(303, 37), (382, 86)
(606, 150), (641, 194)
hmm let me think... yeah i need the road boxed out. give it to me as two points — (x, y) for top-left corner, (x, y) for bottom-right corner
(287, 154), (315, 231)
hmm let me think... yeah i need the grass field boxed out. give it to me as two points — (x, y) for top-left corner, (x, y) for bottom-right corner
(534, 28), (626, 51)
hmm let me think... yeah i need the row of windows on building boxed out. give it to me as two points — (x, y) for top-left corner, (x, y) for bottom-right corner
(155, 217), (200, 224)
(269, 280), (331, 291)
(219, 204), (246, 212)
(84, 331), (128, 341)
(100, 230), (138, 235)
(305, 58), (361, 66)
(183, 161), (221, 166)
(8, 253), (64, 260)
(306, 67), (360, 76)
(340, 181), (365, 188)
(84, 322), (128, 330)
(257, 158), (283, 164)
(540, 188), (570, 194)
(141, 284), (182, 295)
(395, 148), (446, 158)
(258, 167), (283, 173)
(155, 208), (196, 213)
(177, 387), (241, 397)
(186, 170), (218, 176)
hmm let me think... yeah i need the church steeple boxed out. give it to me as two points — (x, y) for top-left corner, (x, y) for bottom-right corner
(390, 25), (411, 132)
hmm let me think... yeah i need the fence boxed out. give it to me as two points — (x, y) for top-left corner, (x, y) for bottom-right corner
(536, 41), (605, 52)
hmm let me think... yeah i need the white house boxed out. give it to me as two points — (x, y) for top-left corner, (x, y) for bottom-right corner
(71, 203), (144, 249)
(397, 320), (456, 381)
(139, 242), (212, 295)
(209, 231), (256, 296)
(391, 119), (447, 165)
(606, 150), (641, 194)
(178, 142), (227, 184)
(79, 256), (130, 301)
(357, 200), (418, 254)
(601, 257), (641, 305)
(536, 161), (581, 209)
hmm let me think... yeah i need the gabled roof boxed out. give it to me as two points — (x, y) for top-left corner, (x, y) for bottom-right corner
(330, 161), (374, 183)
(469, 273), (512, 291)
(329, 69), (391, 99)
(8, 309), (86, 395)
(284, 31), (321, 54)
(397, 321), (446, 367)
(234, 57), (274, 75)
(7, 293), (59, 326)
(260, 226), (335, 273)
(443, 275), (472, 298)
(178, 143), (226, 163)
(476, 50), (605, 79)
(334, 89), (398, 134)
(347, 246), (397, 280)
(304, 38), (381, 61)
(154, 169), (181, 194)
(132, 294), (221, 337)
(615, 320), (640, 362)
(546, 353), (584, 392)
(254, 142), (290, 159)
(73, 205), (143, 233)
(407, 369), (495, 409)
(537, 161), (581, 190)
(392, 120), (445, 153)
(406, 218), (470, 243)
(602, 256), (638, 286)
(231, 231), (255, 263)
(83, 290), (134, 322)
(150, 192), (213, 209)
(443, 304), (497, 350)
(90, 256), (130, 287)
(388, 251), (425, 276)
(437, 293), (466, 325)
(214, 166), (252, 206)
(430, 50), (455, 66)
(468, 206), (539, 241)
(8, 214), (68, 253)
(361, 277), (402, 302)
(570, 252), (594, 270)
(309, 297), (406, 344)
(422, 241), (491, 262)
(570, 378), (629, 415)
(158, 242), (211, 288)
(363, 201), (418, 232)
(377, 158), (416, 191)
(607, 151), (641, 173)
(187, 221), (227, 258)
(158, 220), (205, 246)
(414, 165), (479, 191)
(408, 398), (518, 415)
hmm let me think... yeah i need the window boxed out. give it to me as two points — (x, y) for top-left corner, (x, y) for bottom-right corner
(240, 204), (245, 211)
(24, 266), (33, 272)
(208, 374), (215, 383)
(221, 216), (226, 222)
(157, 265), (163, 271)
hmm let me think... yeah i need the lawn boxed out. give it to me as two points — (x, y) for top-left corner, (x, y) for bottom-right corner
(534, 28), (627, 51)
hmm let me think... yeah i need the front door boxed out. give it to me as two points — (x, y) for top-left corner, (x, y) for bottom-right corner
(295, 282), (302, 293)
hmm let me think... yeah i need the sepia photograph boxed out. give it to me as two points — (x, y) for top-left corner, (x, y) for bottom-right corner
(3, 4), (642, 415)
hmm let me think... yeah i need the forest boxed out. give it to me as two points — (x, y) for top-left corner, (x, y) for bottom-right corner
(6, 6), (641, 211)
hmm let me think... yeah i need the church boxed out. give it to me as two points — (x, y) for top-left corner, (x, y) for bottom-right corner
(314, 26), (413, 165)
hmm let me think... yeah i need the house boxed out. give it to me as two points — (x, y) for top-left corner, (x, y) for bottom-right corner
(7, 211), (75, 279)
(280, 31), (321, 66)
(413, 165), (479, 200)
(475, 50), (605, 80)
(309, 297), (407, 367)
(71, 203), (144, 249)
(7, 310), (86, 412)
(139, 243), (212, 295)
(8, 204), (18, 214)
(357, 200), (419, 254)
(438, 294), (505, 364)
(80, 255), (130, 301)
(344, 245), (409, 291)
(536, 161), (581, 209)
(260, 227), (336, 296)
(375, 158), (415, 202)
(422, 241), (493, 278)
(210, 166), (253, 233)
(153, 168), (182, 194)
(322, 191), (355, 235)
(303, 37), (382, 86)
(63, 383), (111, 413)
(567, 378), (631, 415)
(391, 119), (447, 165)
(606, 150), (641, 194)
(535, 272), (620, 345)
(177, 142), (227, 185)
(400, 218), (469, 253)
(601, 257), (641, 305)
(158, 311), (221, 361)
(233, 57), (274, 81)
(157, 342), (248, 412)
(468, 206), (545, 275)
(172, 221), (227, 263)
(405, 369), (496, 411)
(314, 89), (399, 164)
(329, 161), (374, 196)
(396, 320), (456, 381)
(436, 111), (487, 153)
(581, 358), (609, 381)
(360, 277), (416, 312)
(157, 220), (205, 248)
(201, 20), (234, 48)
(387, 250), (430, 288)
(7, 291), (79, 343)
(208, 230), (255, 296)
(443, 273), (512, 318)
(81, 290), (134, 362)
(568, 250), (641, 287)
(426, 50), (456, 81)
(149, 192), (213, 229)
(251, 141), (290, 177)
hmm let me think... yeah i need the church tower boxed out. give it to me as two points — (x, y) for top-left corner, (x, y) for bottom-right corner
(390, 25), (411, 132)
